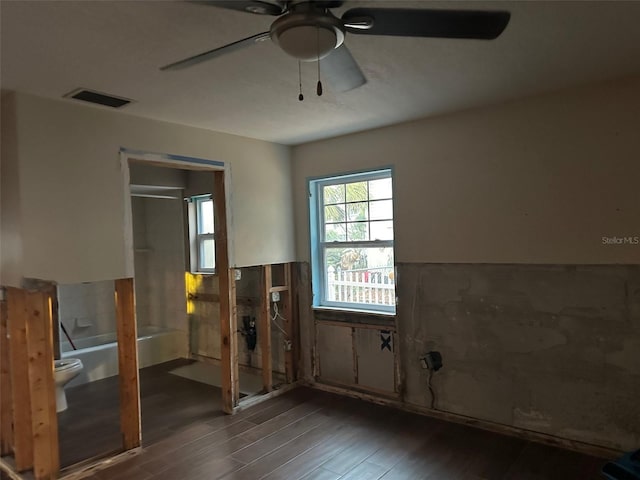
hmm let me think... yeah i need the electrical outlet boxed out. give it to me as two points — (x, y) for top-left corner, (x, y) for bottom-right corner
(420, 351), (443, 371)
(234, 270), (242, 281)
(271, 291), (280, 302)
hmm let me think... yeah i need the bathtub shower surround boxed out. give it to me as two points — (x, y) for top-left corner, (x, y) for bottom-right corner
(57, 278), (188, 388)
(132, 195), (189, 348)
(58, 280), (116, 341)
(61, 326), (186, 387)
(132, 196), (182, 329)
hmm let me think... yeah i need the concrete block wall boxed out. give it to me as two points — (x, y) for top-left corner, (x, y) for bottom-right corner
(397, 263), (640, 451)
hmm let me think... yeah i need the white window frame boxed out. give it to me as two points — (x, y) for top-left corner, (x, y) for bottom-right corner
(309, 169), (395, 314)
(188, 195), (215, 274)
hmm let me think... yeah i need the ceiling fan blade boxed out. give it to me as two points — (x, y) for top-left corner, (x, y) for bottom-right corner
(192, 1), (287, 16)
(342, 8), (510, 40)
(160, 32), (271, 71)
(322, 44), (366, 93)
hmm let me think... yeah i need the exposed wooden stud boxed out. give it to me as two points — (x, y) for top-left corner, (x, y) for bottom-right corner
(214, 170), (238, 413)
(290, 263), (303, 381)
(114, 278), (141, 450)
(351, 327), (358, 385)
(393, 331), (401, 395)
(282, 263), (294, 384)
(6, 287), (33, 472)
(25, 290), (59, 480)
(260, 264), (273, 392)
(0, 294), (13, 456)
(312, 320), (320, 379)
(268, 286), (289, 293)
(229, 268), (240, 406)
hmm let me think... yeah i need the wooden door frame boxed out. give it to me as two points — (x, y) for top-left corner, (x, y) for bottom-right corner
(119, 149), (238, 426)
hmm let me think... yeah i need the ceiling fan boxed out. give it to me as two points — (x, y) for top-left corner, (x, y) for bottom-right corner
(160, 1), (510, 95)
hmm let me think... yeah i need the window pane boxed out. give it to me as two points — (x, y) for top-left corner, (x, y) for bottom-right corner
(324, 247), (368, 271)
(368, 178), (393, 200)
(324, 246), (395, 306)
(346, 181), (368, 202)
(346, 202), (367, 221)
(324, 204), (345, 223)
(370, 220), (394, 240)
(312, 169), (394, 313)
(369, 200), (393, 221)
(323, 184), (345, 205)
(347, 222), (368, 241)
(199, 238), (215, 270)
(198, 199), (214, 234)
(325, 223), (346, 242)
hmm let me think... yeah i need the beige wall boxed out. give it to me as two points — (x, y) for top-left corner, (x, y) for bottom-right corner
(0, 93), (23, 286)
(1, 92), (295, 286)
(292, 76), (640, 264)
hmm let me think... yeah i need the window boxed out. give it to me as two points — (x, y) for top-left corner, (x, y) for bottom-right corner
(310, 169), (395, 313)
(188, 195), (215, 273)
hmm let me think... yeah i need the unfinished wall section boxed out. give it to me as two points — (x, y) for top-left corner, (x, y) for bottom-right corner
(397, 264), (640, 451)
(188, 268), (286, 375)
(292, 76), (640, 454)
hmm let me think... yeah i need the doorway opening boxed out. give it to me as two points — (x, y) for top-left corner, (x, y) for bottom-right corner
(127, 158), (234, 444)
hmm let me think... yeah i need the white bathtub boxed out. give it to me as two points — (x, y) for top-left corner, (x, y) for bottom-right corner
(61, 326), (187, 387)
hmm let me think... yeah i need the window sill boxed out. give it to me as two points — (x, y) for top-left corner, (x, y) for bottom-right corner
(313, 306), (395, 317)
(313, 306), (396, 328)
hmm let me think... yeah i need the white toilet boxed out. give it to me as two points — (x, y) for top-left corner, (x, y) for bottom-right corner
(54, 359), (83, 412)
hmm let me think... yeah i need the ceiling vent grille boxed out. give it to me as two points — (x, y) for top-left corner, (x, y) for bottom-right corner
(64, 88), (133, 108)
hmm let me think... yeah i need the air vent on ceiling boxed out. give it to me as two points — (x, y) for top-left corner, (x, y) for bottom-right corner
(64, 88), (133, 108)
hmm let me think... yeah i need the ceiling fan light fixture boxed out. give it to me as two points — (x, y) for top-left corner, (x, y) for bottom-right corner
(278, 25), (337, 61)
(271, 10), (345, 62)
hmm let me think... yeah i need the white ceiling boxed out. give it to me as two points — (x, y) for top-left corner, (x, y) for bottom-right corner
(2, 0), (640, 145)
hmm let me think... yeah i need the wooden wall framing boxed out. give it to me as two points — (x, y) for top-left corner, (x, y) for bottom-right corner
(6, 288), (34, 472)
(0, 293), (13, 456)
(0, 161), (302, 477)
(25, 290), (60, 479)
(4, 287), (59, 479)
(282, 263), (294, 384)
(214, 170), (239, 413)
(114, 278), (141, 450)
(2, 279), (142, 479)
(256, 263), (298, 395)
(260, 265), (273, 392)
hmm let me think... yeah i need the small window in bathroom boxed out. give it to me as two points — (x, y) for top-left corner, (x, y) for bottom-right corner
(188, 195), (215, 273)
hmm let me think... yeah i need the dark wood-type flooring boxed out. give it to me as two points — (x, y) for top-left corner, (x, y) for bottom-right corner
(59, 359), (225, 467)
(59, 360), (609, 480)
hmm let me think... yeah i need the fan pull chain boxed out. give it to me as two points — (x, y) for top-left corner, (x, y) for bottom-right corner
(298, 61), (304, 101)
(316, 27), (323, 96)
